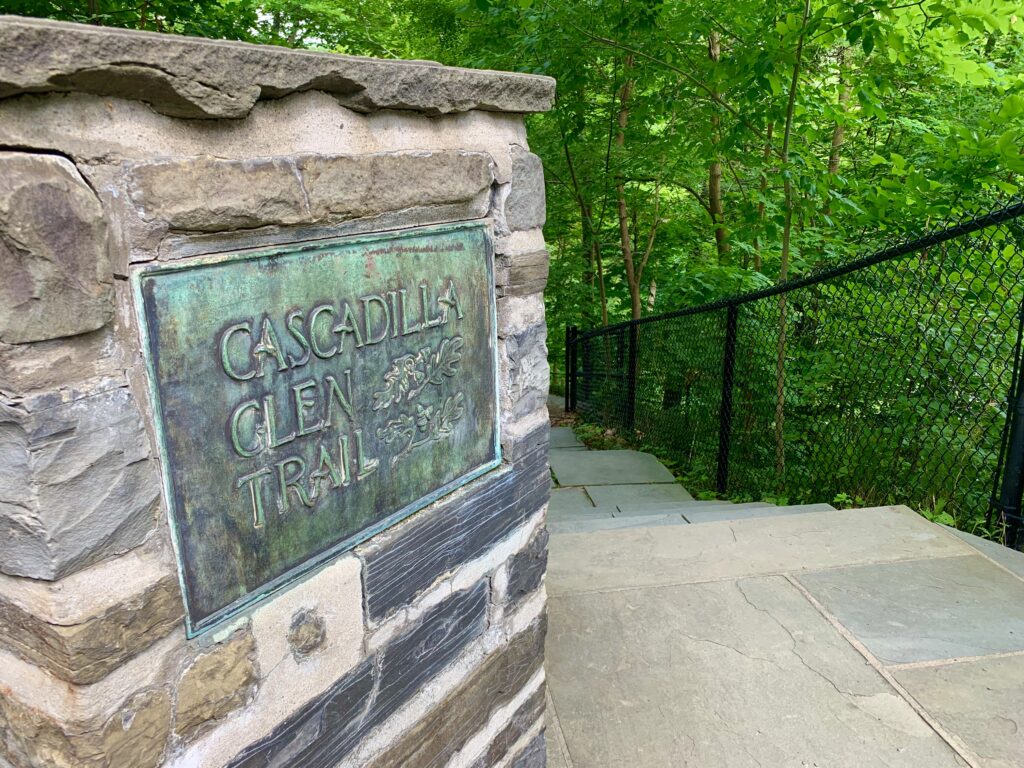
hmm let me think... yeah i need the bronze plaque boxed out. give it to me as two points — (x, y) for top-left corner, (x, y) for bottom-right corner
(133, 223), (499, 635)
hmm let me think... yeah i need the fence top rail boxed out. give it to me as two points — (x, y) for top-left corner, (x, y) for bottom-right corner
(576, 199), (1024, 343)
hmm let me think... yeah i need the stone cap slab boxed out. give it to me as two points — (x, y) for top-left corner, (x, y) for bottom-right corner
(0, 16), (556, 119)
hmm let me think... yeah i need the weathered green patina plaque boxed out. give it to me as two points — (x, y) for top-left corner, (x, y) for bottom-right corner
(133, 223), (499, 636)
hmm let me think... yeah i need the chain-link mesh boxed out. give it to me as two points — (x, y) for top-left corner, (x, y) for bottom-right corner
(567, 202), (1024, 543)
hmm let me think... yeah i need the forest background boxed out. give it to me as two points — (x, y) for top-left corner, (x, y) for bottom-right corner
(11, 0), (1024, 533)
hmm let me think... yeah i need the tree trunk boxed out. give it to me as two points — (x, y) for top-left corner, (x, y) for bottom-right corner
(775, 0), (811, 481)
(753, 122), (774, 274)
(823, 50), (851, 218)
(708, 32), (729, 263)
(615, 56), (642, 320)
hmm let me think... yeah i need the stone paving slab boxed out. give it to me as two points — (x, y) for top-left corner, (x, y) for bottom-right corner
(796, 554), (1024, 664)
(683, 502), (836, 524)
(548, 487), (594, 515)
(548, 450), (675, 487)
(546, 575), (966, 767)
(946, 527), (1024, 580)
(550, 427), (584, 449)
(585, 482), (692, 511)
(547, 507), (973, 597)
(548, 514), (686, 536)
(892, 655), (1024, 768)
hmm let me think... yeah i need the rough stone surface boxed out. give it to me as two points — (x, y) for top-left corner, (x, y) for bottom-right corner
(510, 731), (547, 768)
(797, 554), (1024, 664)
(468, 688), (546, 768)
(228, 581), (490, 768)
(496, 249), (549, 297)
(549, 450), (676, 487)
(174, 628), (258, 741)
(547, 507), (973, 597)
(0, 152), (112, 344)
(0, 569), (182, 685)
(506, 527), (549, 609)
(366, 618), (546, 768)
(498, 294), (546, 339)
(501, 323), (549, 421)
(287, 608), (327, 661)
(506, 147), (546, 232)
(128, 156), (307, 232)
(547, 575), (964, 767)
(0, 17), (555, 119)
(170, 556), (364, 768)
(298, 151), (493, 220)
(0, 686), (172, 768)
(359, 425), (549, 622)
(126, 151), (493, 240)
(0, 378), (161, 580)
(893, 654), (1024, 768)
(0, 329), (125, 396)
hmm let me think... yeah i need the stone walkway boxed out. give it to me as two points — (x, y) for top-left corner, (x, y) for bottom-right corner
(544, 426), (1024, 768)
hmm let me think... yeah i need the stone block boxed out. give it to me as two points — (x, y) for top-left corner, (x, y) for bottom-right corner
(0, 17), (555, 120)
(359, 432), (550, 622)
(497, 250), (550, 297)
(298, 151), (493, 221)
(510, 731), (547, 768)
(368, 618), (546, 768)
(128, 156), (308, 232)
(228, 581), (491, 768)
(0, 541), (182, 684)
(0, 686), (171, 768)
(506, 526), (549, 609)
(468, 686), (546, 768)
(498, 294), (546, 339)
(0, 152), (112, 344)
(501, 322), (550, 421)
(0, 378), (161, 580)
(506, 147), (546, 232)
(175, 628), (258, 741)
(0, 329), (125, 396)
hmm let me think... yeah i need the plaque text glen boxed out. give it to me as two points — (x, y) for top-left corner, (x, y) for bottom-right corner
(134, 224), (499, 635)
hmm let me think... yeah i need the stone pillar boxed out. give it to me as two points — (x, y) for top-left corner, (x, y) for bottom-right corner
(0, 16), (554, 768)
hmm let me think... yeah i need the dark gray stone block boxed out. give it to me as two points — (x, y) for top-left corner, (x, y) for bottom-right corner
(511, 731), (547, 768)
(360, 427), (550, 622)
(506, 526), (549, 607)
(468, 686), (546, 768)
(229, 582), (491, 768)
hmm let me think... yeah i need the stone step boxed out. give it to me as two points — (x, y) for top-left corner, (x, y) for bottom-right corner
(549, 513), (687, 536)
(683, 502), (837, 524)
(615, 500), (755, 516)
(550, 426), (584, 450)
(549, 450), (676, 487)
(587, 482), (692, 509)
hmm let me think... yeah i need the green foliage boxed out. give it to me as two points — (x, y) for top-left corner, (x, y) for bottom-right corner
(15, 0), (1024, 538)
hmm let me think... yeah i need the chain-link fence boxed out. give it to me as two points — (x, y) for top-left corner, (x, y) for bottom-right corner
(566, 202), (1024, 546)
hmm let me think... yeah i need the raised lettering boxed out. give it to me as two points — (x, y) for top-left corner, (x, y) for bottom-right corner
(229, 399), (263, 457)
(220, 322), (256, 381)
(308, 304), (338, 358)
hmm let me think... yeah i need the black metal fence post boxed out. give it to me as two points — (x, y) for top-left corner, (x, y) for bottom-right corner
(997, 324), (1024, 548)
(565, 324), (578, 412)
(716, 305), (739, 495)
(625, 322), (639, 432)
